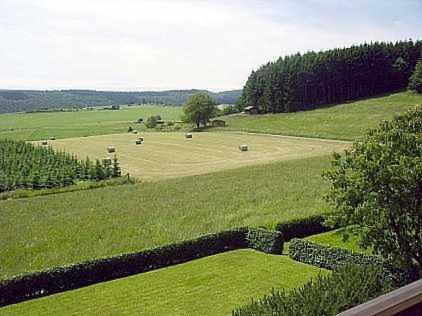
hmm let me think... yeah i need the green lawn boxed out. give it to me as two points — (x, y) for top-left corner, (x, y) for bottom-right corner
(306, 229), (371, 254)
(0, 105), (182, 141)
(0, 249), (328, 316)
(213, 92), (422, 140)
(1, 155), (332, 278)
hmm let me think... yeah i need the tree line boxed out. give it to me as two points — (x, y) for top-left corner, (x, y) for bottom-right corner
(238, 40), (422, 113)
(0, 139), (121, 192)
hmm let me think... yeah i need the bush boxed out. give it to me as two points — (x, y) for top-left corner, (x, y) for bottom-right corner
(289, 239), (408, 286)
(233, 264), (392, 316)
(275, 214), (332, 241)
(246, 228), (283, 254)
(0, 227), (282, 306)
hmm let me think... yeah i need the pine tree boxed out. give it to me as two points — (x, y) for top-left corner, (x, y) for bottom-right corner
(112, 156), (121, 177)
(408, 59), (422, 93)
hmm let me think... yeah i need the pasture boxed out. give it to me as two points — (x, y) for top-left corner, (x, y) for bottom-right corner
(0, 105), (182, 141)
(38, 132), (349, 180)
(1, 155), (333, 278)
(0, 250), (327, 315)
(214, 92), (422, 140)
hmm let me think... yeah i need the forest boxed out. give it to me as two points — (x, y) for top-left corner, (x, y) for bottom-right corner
(0, 139), (121, 192)
(238, 40), (422, 113)
(0, 89), (241, 114)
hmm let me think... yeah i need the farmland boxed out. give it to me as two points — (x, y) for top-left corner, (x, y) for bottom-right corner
(0, 105), (182, 141)
(0, 250), (327, 316)
(1, 155), (332, 278)
(39, 132), (349, 180)
(213, 92), (422, 140)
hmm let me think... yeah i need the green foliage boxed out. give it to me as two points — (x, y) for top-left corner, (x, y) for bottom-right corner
(233, 264), (392, 316)
(275, 214), (331, 241)
(289, 239), (408, 286)
(246, 228), (283, 254)
(183, 92), (217, 128)
(408, 59), (422, 93)
(239, 39), (422, 113)
(0, 139), (119, 192)
(127, 126), (133, 132)
(323, 107), (422, 274)
(0, 227), (282, 306)
(146, 115), (158, 128)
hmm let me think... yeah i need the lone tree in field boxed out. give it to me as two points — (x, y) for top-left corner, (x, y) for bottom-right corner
(324, 107), (422, 276)
(408, 59), (422, 93)
(183, 93), (217, 129)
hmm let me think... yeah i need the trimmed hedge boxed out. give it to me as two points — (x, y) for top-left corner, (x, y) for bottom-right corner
(246, 228), (283, 254)
(0, 227), (283, 307)
(289, 239), (408, 286)
(233, 264), (392, 316)
(275, 214), (332, 241)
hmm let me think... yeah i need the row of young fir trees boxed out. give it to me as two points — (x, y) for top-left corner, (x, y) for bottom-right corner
(238, 40), (422, 113)
(0, 139), (121, 192)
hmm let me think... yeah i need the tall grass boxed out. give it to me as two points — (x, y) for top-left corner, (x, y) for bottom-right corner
(1, 155), (331, 278)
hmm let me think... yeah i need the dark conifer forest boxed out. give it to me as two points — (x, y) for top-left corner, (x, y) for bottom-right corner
(0, 139), (120, 192)
(238, 40), (422, 113)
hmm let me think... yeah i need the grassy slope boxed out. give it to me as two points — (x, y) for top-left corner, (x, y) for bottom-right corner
(0, 105), (182, 141)
(306, 229), (371, 254)
(213, 92), (422, 140)
(40, 132), (349, 180)
(1, 155), (331, 278)
(0, 250), (328, 316)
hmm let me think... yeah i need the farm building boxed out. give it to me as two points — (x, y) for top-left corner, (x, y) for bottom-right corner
(244, 105), (259, 115)
(211, 119), (226, 127)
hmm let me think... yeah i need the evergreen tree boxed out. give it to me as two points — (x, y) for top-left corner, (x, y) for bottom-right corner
(408, 58), (422, 93)
(112, 156), (121, 177)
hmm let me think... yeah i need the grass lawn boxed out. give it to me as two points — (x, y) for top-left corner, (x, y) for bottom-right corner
(0, 249), (328, 316)
(0, 105), (182, 141)
(212, 92), (422, 140)
(306, 229), (371, 254)
(1, 155), (333, 278)
(37, 132), (349, 180)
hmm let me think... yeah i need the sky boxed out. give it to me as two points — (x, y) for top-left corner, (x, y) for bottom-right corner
(0, 0), (421, 92)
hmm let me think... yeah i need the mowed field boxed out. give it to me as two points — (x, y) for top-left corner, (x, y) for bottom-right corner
(213, 92), (422, 140)
(38, 132), (350, 180)
(0, 250), (328, 316)
(0, 105), (182, 141)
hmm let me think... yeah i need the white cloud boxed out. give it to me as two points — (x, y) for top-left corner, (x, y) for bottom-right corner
(0, 0), (421, 91)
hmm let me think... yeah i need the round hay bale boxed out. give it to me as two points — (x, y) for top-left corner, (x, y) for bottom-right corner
(50, 136), (56, 140)
(239, 144), (248, 151)
(102, 157), (112, 165)
(137, 137), (144, 141)
(135, 140), (142, 145)
(42, 140), (48, 145)
(133, 130), (138, 134)
(107, 146), (116, 153)
(185, 133), (193, 139)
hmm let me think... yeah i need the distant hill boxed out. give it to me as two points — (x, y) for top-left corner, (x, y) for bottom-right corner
(0, 89), (242, 114)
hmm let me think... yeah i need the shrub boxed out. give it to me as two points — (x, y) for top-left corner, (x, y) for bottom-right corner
(233, 264), (392, 316)
(275, 214), (332, 241)
(408, 59), (422, 93)
(0, 227), (282, 306)
(246, 228), (283, 254)
(146, 116), (157, 128)
(289, 239), (408, 286)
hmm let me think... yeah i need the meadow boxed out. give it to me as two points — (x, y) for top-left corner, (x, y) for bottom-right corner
(1, 155), (332, 278)
(0, 105), (182, 141)
(39, 132), (349, 180)
(214, 92), (422, 140)
(0, 250), (327, 316)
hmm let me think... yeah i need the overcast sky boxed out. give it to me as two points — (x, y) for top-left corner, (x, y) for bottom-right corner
(1, 0), (421, 92)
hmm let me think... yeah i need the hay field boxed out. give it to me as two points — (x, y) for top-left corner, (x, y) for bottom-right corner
(40, 132), (350, 180)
